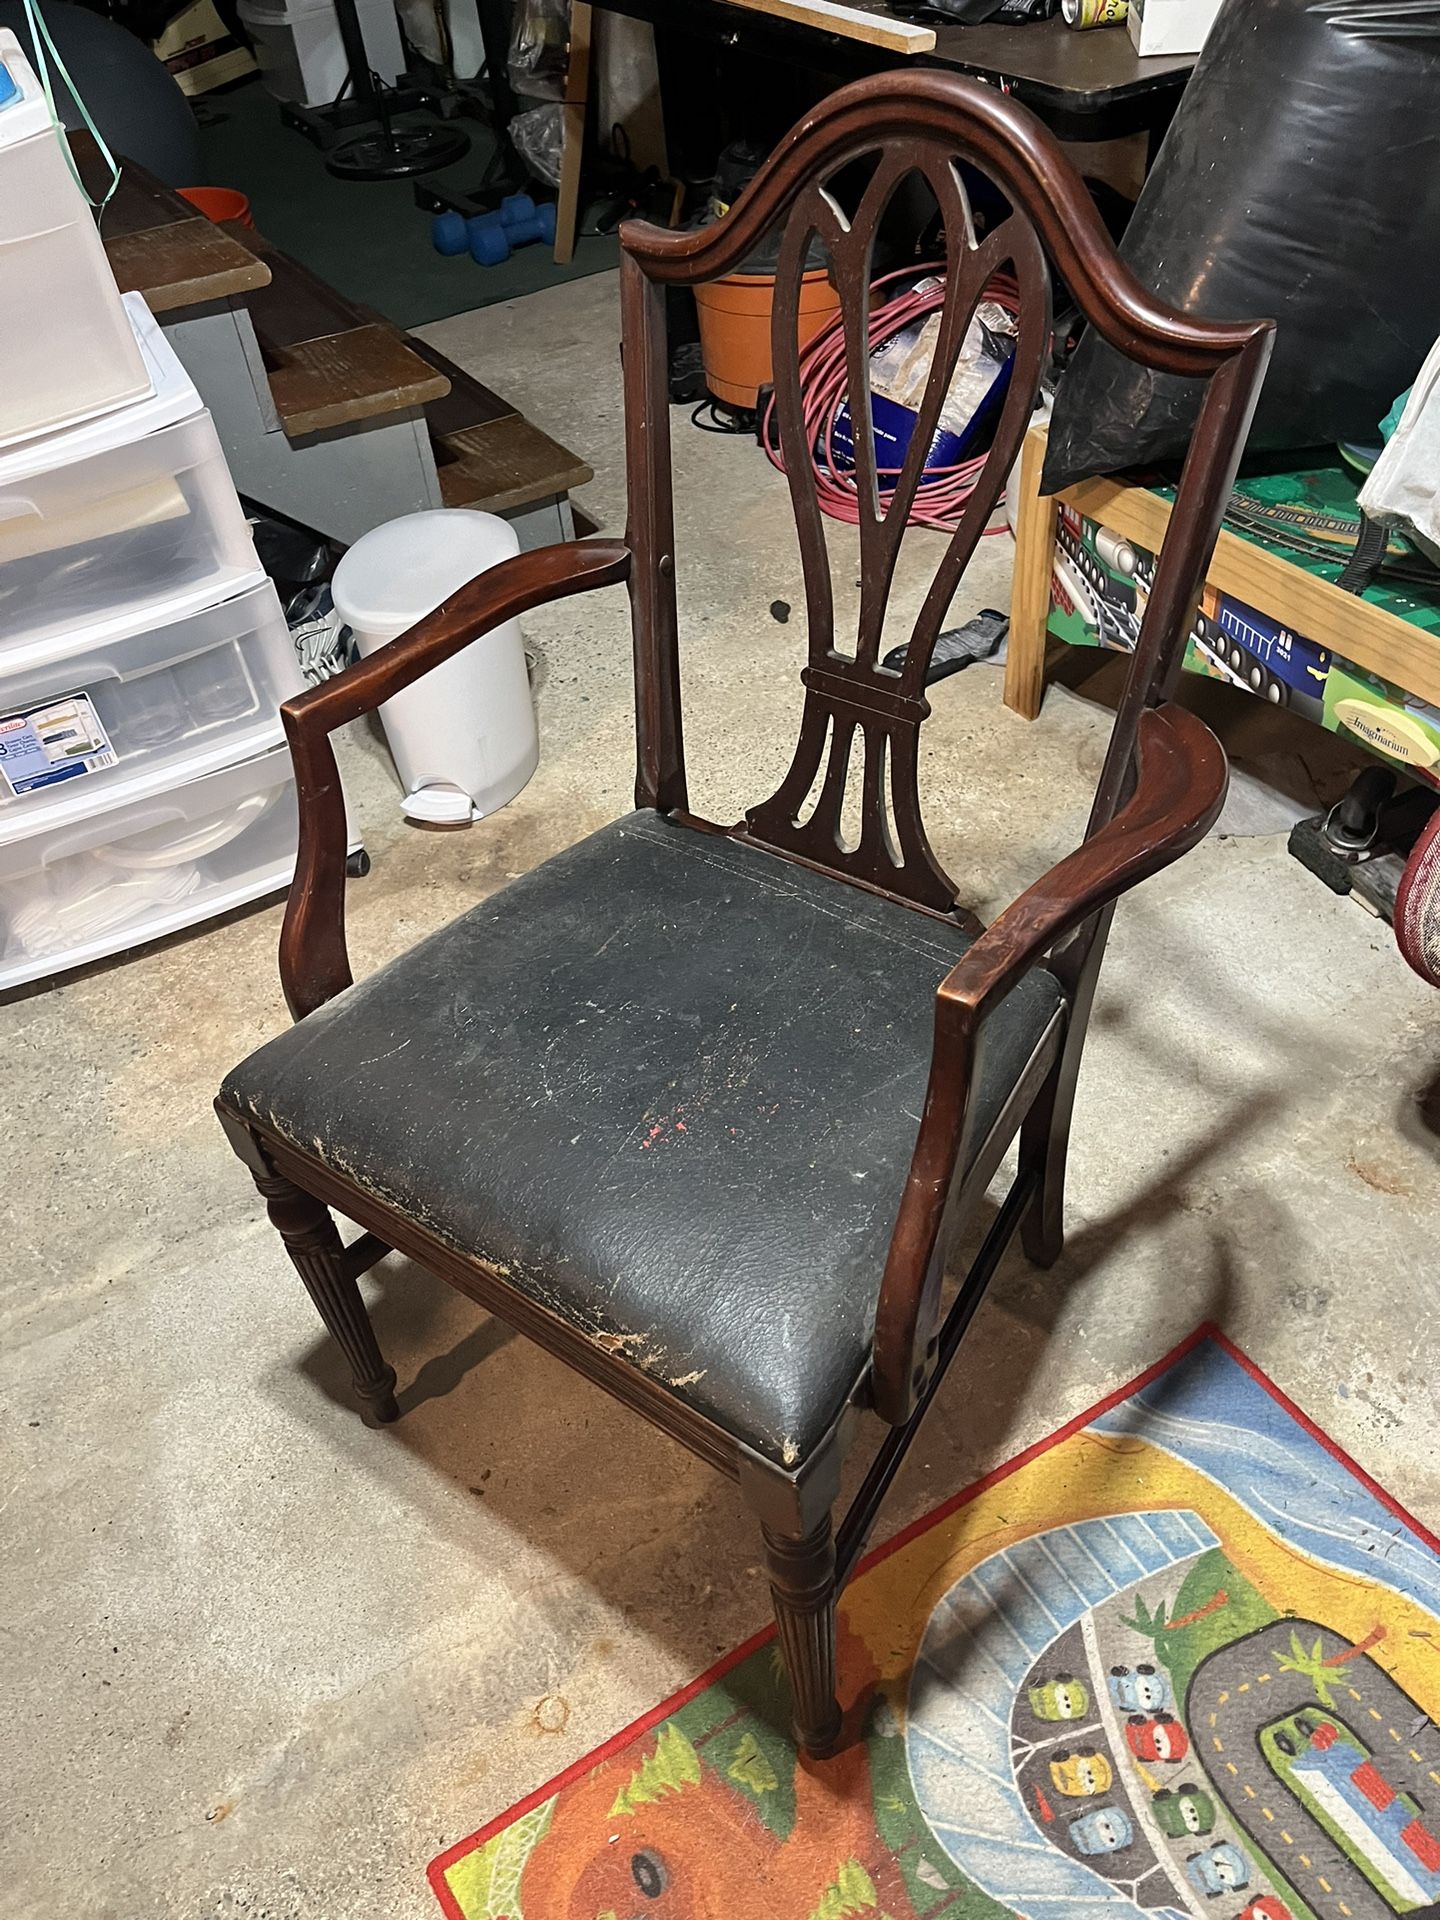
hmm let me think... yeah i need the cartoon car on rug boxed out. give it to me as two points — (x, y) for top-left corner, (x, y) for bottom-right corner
(1109, 1664), (1171, 1712)
(1027, 1675), (1090, 1721)
(1125, 1712), (1190, 1763)
(1070, 1807), (1134, 1856)
(1184, 1841), (1251, 1896)
(1152, 1786), (1216, 1838)
(1049, 1749), (1114, 1797)
(1233, 1898), (1292, 1919)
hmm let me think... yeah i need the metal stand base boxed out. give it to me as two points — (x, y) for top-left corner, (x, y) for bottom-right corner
(282, 84), (457, 153)
(325, 119), (472, 180)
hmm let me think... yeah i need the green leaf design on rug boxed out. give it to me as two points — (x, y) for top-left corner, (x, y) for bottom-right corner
(1276, 1627), (1343, 1710)
(608, 1724), (700, 1818)
(443, 1797), (553, 1920)
(808, 1857), (878, 1920)
(1120, 1593), (1168, 1641)
(726, 1729), (779, 1796)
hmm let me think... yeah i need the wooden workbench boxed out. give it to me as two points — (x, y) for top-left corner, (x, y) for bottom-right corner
(603, 0), (1192, 141)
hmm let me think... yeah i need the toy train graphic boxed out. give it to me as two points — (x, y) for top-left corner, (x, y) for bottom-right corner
(1269, 1711), (1440, 1909)
(1050, 509), (1327, 721)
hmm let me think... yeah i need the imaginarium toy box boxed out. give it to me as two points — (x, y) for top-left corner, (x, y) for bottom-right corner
(1045, 501), (1440, 789)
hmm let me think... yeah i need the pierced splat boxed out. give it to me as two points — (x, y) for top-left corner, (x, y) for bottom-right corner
(742, 146), (1052, 916)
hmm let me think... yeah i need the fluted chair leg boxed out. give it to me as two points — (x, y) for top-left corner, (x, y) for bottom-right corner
(760, 1511), (843, 1758)
(254, 1170), (400, 1426)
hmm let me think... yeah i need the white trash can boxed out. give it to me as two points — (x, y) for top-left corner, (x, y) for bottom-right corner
(332, 510), (539, 826)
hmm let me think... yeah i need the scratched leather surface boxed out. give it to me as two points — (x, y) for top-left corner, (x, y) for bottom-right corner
(221, 812), (1061, 1467)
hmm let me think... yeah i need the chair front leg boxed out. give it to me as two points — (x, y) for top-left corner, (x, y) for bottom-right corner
(253, 1169), (400, 1426)
(760, 1513), (843, 1758)
(1018, 1052), (1070, 1269)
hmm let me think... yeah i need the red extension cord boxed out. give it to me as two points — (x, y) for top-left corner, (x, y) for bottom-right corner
(759, 263), (1022, 534)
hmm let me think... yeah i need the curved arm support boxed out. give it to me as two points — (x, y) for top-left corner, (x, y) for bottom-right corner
(277, 539), (632, 1021)
(871, 703), (1228, 1422)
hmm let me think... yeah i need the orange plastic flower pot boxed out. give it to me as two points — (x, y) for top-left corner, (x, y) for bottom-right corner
(693, 268), (840, 410)
(178, 186), (254, 228)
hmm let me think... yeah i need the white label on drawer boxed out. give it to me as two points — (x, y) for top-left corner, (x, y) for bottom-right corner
(0, 692), (117, 796)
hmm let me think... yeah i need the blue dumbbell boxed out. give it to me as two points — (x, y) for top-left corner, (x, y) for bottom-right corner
(466, 198), (558, 265)
(430, 209), (470, 256)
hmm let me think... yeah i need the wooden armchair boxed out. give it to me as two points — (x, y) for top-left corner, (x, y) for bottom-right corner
(216, 71), (1271, 1758)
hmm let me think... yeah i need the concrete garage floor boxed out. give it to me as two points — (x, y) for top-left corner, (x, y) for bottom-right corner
(6, 269), (1440, 1919)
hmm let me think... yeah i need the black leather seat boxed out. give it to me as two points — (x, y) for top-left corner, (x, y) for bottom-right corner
(220, 813), (1061, 1466)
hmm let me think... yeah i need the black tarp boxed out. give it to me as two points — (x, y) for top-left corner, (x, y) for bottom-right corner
(1044, 0), (1440, 493)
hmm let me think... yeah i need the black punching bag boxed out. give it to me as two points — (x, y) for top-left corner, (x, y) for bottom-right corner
(1044, 0), (1440, 492)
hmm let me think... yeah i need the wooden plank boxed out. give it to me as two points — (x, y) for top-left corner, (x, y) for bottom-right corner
(264, 325), (451, 437)
(403, 335), (517, 433)
(232, 224), (371, 348)
(415, 334), (592, 511)
(720, 0), (933, 52)
(929, 14), (1185, 102)
(105, 219), (271, 312)
(1006, 422), (1060, 720)
(554, 0), (594, 265)
(434, 412), (594, 513)
(221, 229), (452, 435)
(74, 131), (271, 311)
(74, 129), (186, 234)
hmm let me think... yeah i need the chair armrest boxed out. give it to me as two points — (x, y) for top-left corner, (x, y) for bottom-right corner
(937, 701), (1226, 1032)
(278, 538), (632, 1020)
(871, 702), (1227, 1422)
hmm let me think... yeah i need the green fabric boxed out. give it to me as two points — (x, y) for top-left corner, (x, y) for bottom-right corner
(1380, 386), (1412, 443)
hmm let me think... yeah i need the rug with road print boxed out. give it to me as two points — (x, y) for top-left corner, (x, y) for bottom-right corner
(428, 1327), (1440, 1920)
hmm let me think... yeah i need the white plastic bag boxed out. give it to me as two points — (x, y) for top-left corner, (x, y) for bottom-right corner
(509, 102), (564, 187)
(509, 0), (569, 98)
(1359, 337), (1440, 568)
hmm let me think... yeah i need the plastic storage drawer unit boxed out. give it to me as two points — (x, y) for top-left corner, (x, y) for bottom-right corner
(0, 742), (300, 989)
(0, 580), (299, 833)
(0, 31), (151, 448)
(0, 295), (259, 651)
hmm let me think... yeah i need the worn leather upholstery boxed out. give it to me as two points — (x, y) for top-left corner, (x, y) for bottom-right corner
(220, 813), (1062, 1467)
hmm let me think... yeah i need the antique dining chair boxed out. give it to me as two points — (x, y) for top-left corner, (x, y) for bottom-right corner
(216, 70), (1271, 1757)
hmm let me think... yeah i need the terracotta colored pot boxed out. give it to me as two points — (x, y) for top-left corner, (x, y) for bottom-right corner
(694, 268), (840, 410)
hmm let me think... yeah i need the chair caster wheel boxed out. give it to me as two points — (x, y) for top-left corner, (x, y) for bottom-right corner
(346, 848), (372, 878)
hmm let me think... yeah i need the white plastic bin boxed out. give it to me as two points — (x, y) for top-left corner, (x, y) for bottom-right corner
(0, 580), (299, 833)
(239, 0), (403, 107)
(0, 32), (151, 448)
(0, 295), (259, 651)
(0, 742), (300, 988)
(331, 509), (538, 825)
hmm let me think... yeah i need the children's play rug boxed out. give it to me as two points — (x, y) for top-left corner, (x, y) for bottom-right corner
(428, 1328), (1440, 1920)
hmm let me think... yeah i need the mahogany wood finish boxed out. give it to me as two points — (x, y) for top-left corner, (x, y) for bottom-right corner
(762, 1516), (845, 1758)
(276, 538), (631, 1020)
(219, 70), (1271, 1757)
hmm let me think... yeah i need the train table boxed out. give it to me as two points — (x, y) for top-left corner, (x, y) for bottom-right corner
(1006, 423), (1440, 792)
